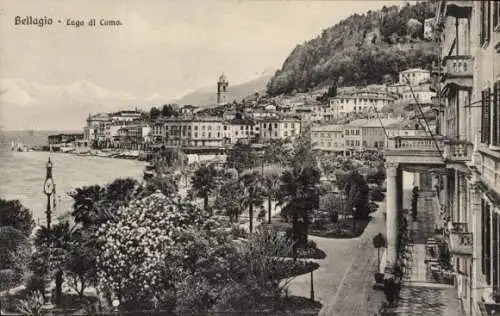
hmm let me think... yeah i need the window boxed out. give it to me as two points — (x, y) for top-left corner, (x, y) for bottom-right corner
(481, 1), (491, 46)
(494, 82), (500, 146)
(481, 88), (492, 145)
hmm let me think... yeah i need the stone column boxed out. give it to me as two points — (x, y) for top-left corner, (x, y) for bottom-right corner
(385, 162), (399, 269)
(469, 179), (482, 316)
(396, 168), (403, 213)
(442, 172), (449, 216)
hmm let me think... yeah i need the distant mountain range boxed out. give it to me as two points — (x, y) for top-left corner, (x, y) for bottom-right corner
(0, 70), (274, 130)
(173, 70), (274, 107)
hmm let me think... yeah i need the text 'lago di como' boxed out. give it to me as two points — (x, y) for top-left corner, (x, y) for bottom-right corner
(14, 16), (122, 27)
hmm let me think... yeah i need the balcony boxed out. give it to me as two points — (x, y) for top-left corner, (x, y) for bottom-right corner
(441, 56), (473, 89)
(443, 141), (473, 162)
(449, 231), (473, 256)
(444, 0), (472, 18)
(450, 221), (467, 233)
(431, 96), (445, 111)
(385, 135), (445, 165)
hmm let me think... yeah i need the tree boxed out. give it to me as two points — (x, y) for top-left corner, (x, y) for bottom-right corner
(372, 233), (387, 270)
(150, 107), (161, 120)
(226, 142), (258, 174)
(191, 164), (219, 215)
(161, 104), (177, 117)
(239, 172), (265, 233)
(33, 221), (74, 306)
(96, 192), (205, 308)
(263, 172), (281, 224)
(144, 174), (179, 197)
(263, 139), (293, 166)
(214, 180), (244, 222)
(0, 199), (34, 236)
(278, 166), (321, 256)
(407, 18), (423, 38)
(344, 171), (370, 220)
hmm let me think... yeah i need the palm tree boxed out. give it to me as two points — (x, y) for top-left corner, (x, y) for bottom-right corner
(263, 172), (281, 224)
(191, 164), (219, 215)
(239, 172), (265, 233)
(33, 221), (74, 307)
(69, 185), (104, 228)
(214, 180), (244, 222)
(278, 166), (321, 260)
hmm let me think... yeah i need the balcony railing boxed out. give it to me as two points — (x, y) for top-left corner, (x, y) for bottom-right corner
(443, 141), (473, 162)
(442, 56), (473, 83)
(444, 0), (472, 18)
(386, 135), (444, 153)
(449, 231), (473, 256)
(450, 221), (468, 233)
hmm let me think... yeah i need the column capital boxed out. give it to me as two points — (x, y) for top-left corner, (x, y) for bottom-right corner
(385, 162), (398, 177)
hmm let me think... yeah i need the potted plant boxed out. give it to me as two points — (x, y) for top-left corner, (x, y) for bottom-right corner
(373, 233), (386, 284)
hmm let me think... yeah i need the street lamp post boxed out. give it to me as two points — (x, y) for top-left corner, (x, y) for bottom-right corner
(310, 270), (315, 301)
(352, 206), (357, 235)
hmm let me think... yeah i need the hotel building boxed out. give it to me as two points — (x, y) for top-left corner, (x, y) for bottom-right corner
(384, 2), (500, 315)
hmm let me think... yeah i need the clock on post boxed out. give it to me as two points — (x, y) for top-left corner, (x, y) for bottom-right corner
(44, 157), (55, 230)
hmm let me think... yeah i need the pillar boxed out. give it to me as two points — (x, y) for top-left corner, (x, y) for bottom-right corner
(396, 168), (403, 213)
(442, 171), (449, 217)
(385, 162), (399, 269)
(469, 178), (482, 312)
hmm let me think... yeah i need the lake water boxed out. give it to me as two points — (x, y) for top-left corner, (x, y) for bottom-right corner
(0, 148), (146, 225)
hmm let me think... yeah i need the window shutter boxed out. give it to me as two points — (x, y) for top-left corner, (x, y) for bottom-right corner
(494, 82), (500, 146)
(482, 90), (487, 143)
(486, 88), (492, 145)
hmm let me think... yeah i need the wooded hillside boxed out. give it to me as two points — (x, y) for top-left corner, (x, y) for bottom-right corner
(267, 1), (439, 96)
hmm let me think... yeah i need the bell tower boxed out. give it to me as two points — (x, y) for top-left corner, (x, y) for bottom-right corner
(217, 73), (229, 105)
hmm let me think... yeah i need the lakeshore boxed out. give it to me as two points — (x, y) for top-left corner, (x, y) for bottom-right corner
(0, 149), (146, 225)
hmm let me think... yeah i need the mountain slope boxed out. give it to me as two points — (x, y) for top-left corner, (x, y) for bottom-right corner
(267, 1), (438, 96)
(175, 72), (274, 106)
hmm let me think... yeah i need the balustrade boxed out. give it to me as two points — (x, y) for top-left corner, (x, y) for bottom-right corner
(449, 231), (473, 256)
(443, 142), (473, 162)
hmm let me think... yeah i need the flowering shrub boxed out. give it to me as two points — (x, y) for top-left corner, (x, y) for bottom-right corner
(96, 191), (206, 306)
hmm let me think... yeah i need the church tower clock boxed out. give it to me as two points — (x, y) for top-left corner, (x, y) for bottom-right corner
(43, 157), (55, 230)
(217, 73), (229, 105)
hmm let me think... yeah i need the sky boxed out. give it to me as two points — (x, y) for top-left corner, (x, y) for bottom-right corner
(0, 0), (407, 130)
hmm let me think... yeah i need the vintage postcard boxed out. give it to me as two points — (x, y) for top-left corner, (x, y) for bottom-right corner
(0, 0), (498, 315)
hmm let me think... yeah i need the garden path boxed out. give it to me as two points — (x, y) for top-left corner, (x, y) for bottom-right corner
(287, 201), (387, 316)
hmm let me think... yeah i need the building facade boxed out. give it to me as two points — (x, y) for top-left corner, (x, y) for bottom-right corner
(258, 118), (301, 141)
(329, 90), (397, 118)
(311, 124), (344, 152)
(384, 2), (500, 315)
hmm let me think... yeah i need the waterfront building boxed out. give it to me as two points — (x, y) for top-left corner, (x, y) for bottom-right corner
(162, 116), (226, 148)
(383, 2), (500, 315)
(258, 118), (301, 141)
(110, 110), (142, 122)
(114, 123), (151, 150)
(48, 133), (85, 151)
(229, 117), (259, 144)
(311, 124), (344, 152)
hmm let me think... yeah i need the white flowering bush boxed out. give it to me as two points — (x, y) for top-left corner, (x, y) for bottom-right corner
(95, 191), (206, 307)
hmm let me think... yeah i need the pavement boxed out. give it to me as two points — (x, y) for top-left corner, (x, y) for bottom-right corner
(287, 202), (387, 316)
(390, 191), (465, 316)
